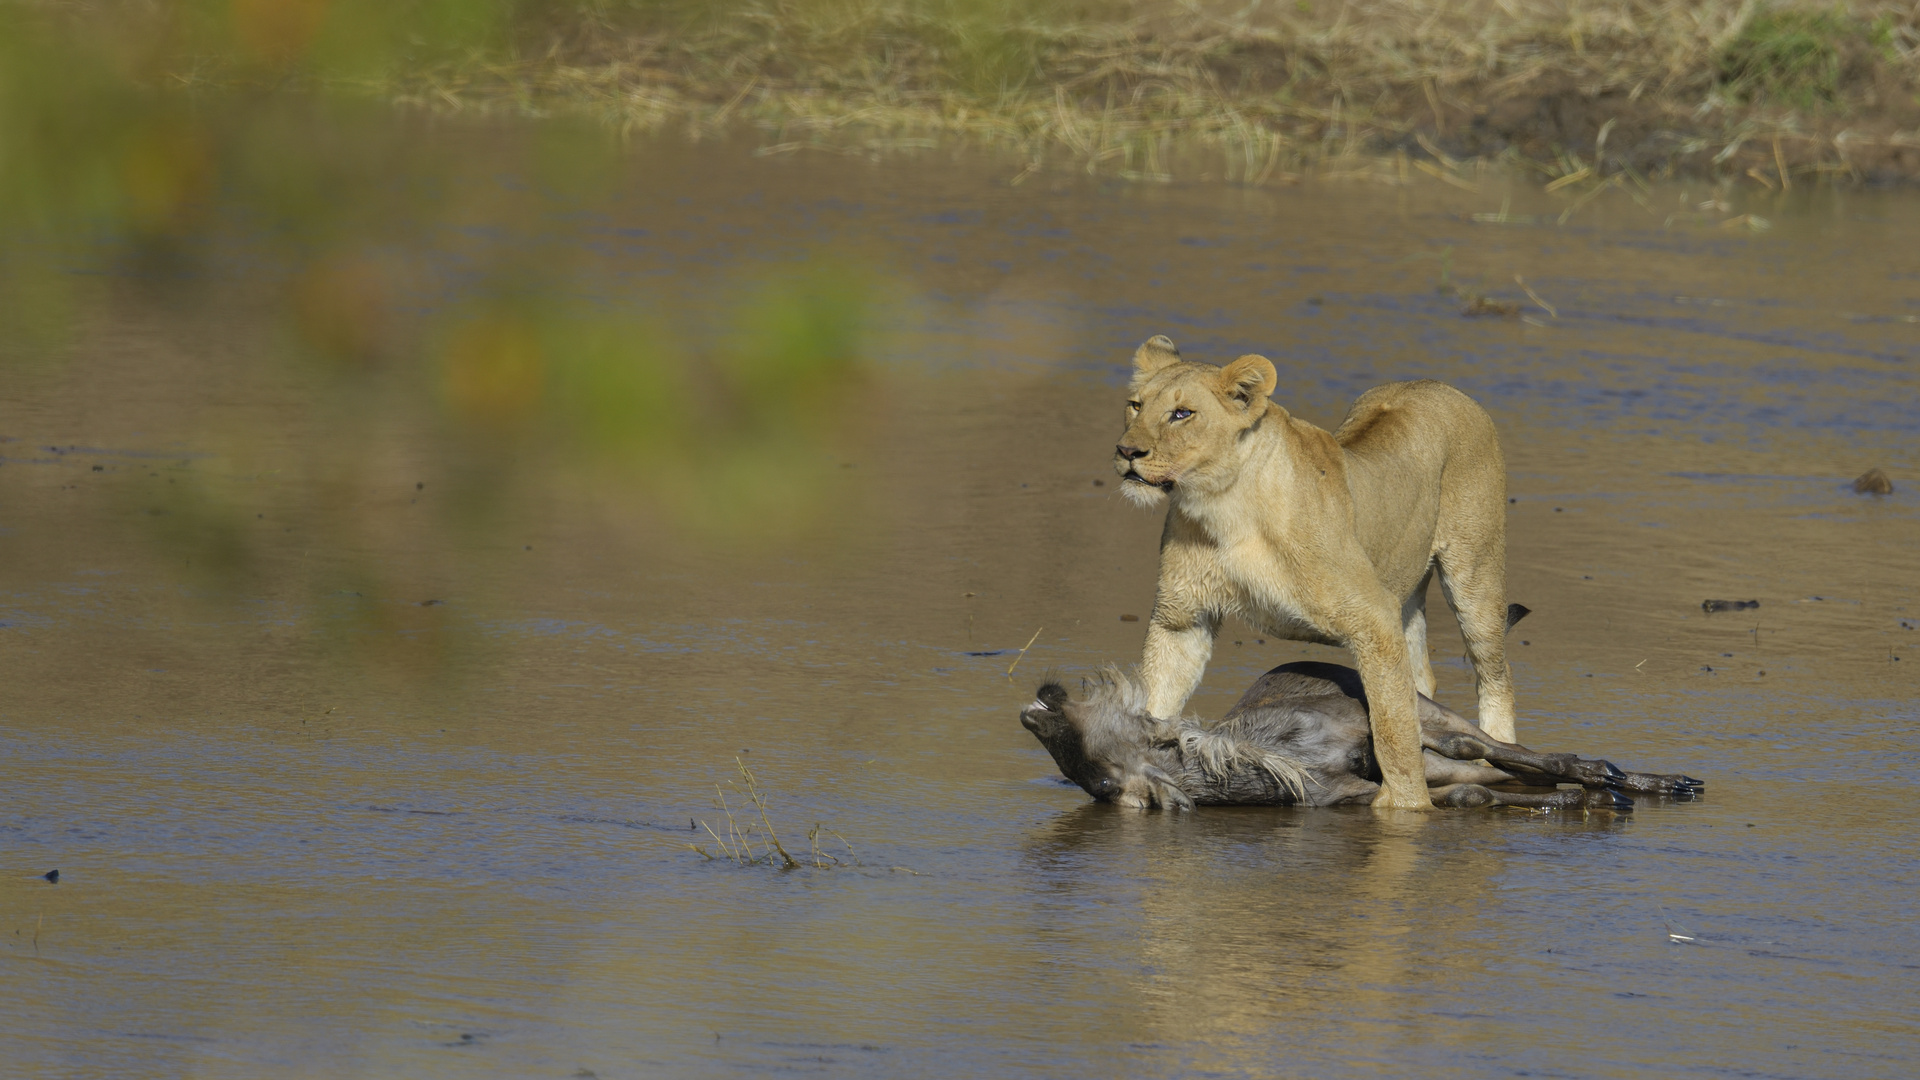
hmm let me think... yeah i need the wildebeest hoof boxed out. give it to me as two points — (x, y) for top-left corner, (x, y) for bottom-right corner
(1609, 770), (1706, 797)
(1436, 734), (1492, 760)
(1562, 756), (1626, 786)
(1435, 784), (1500, 808)
(1583, 788), (1634, 811)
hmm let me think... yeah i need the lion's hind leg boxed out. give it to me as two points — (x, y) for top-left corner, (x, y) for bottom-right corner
(1402, 570), (1437, 699)
(1436, 552), (1517, 743)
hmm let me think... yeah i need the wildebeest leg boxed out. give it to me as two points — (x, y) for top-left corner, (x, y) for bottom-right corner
(1425, 728), (1705, 798)
(1430, 784), (1632, 811)
(1420, 751), (1518, 787)
(1300, 774), (1387, 807)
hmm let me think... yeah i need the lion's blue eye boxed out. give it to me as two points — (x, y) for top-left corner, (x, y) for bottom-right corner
(1170, 407), (1194, 421)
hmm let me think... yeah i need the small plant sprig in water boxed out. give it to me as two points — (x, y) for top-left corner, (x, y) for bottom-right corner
(680, 758), (851, 870)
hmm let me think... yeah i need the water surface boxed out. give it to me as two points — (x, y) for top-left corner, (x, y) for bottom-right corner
(4, 126), (1918, 1078)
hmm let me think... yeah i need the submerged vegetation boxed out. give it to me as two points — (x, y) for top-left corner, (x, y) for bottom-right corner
(681, 759), (859, 872)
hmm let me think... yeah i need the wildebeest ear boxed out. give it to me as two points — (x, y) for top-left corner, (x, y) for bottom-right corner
(1219, 354), (1276, 406)
(1141, 764), (1194, 811)
(1131, 335), (1181, 379)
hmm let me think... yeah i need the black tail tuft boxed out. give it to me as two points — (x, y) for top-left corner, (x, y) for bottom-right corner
(1505, 603), (1532, 630)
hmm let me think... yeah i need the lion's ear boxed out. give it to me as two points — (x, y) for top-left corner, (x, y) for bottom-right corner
(1219, 354), (1277, 406)
(1131, 335), (1181, 380)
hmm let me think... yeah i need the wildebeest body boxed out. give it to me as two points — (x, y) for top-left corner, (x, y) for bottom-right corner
(1021, 661), (1703, 811)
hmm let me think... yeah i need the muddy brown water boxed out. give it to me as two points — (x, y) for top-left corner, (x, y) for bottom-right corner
(3, 125), (1918, 1078)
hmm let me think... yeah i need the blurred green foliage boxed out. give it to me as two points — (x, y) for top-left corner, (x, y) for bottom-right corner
(0, 1), (887, 683)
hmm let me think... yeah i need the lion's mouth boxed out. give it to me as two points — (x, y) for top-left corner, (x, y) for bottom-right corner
(1123, 467), (1175, 492)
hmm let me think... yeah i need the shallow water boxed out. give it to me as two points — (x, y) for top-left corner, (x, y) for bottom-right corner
(4, 125), (1919, 1078)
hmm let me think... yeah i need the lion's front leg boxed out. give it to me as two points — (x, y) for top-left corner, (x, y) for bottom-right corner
(1139, 513), (1226, 718)
(1140, 610), (1220, 718)
(1338, 611), (1431, 811)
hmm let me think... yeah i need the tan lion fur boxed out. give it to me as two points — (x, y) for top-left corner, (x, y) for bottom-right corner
(1113, 334), (1515, 810)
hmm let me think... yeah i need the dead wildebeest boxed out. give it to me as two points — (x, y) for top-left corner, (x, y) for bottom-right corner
(1021, 661), (1703, 811)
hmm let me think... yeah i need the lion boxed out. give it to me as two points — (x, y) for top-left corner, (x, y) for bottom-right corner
(1114, 334), (1515, 810)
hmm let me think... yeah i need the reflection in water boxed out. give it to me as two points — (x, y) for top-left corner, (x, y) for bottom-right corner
(1024, 805), (1636, 1073)
(3, 110), (1919, 1078)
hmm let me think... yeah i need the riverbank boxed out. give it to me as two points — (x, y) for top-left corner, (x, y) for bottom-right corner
(405, 1), (1920, 187)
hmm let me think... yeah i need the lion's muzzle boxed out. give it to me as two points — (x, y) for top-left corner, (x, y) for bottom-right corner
(1119, 464), (1174, 492)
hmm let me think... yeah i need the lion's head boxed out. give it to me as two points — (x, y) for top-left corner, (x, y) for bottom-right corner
(1113, 335), (1278, 506)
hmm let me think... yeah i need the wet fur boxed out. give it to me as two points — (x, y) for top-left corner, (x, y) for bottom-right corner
(1023, 663), (1703, 810)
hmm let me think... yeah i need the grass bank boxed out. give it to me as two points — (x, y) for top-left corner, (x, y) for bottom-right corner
(412, 0), (1920, 188)
(14, 1), (1920, 189)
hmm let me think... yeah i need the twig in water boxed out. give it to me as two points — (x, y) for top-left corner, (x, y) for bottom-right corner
(737, 758), (799, 870)
(1514, 275), (1558, 318)
(715, 783), (753, 860)
(1544, 166), (1592, 192)
(700, 817), (738, 862)
(807, 823), (835, 868)
(1006, 626), (1044, 676)
(1413, 158), (1477, 191)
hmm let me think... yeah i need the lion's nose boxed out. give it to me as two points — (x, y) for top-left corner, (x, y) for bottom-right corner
(1117, 445), (1149, 461)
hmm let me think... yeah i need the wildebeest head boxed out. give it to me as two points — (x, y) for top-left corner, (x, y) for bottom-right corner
(1019, 670), (1194, 810)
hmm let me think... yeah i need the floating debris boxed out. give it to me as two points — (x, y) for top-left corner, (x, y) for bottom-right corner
(1852, 467), (1894, 495)
(1702, 599), (1759, 613)
(1461, 296), (1520, 318)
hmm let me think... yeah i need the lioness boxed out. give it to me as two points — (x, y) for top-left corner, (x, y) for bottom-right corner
(1114, 335), (1514, 810)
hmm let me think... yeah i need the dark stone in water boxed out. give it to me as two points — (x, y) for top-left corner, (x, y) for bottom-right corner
(1702, 599), (1759, 613)
(43, 869), (58, 883)
(1119, 614), (1139, 622)
(1462, 296), (1519, 318)
(1853, 467), (1893, 495)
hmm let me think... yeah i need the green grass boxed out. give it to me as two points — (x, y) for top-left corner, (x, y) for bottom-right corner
(1718, 7), (1864, 108)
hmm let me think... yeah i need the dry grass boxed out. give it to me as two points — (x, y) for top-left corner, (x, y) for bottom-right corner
(390, 1), (1920, 184)
(679, 758), (856, 870)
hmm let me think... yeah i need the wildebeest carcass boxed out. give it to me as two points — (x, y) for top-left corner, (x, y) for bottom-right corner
(1021, 661), (1703, 811)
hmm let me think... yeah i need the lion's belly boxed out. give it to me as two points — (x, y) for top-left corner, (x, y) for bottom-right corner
(1241, 605), (1342, 646)
(1216, 542), (1343, 646)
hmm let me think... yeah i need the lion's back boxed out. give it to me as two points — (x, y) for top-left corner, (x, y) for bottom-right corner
(1332, 380), (1497, 459)
(1327, 380), (1505, 583)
